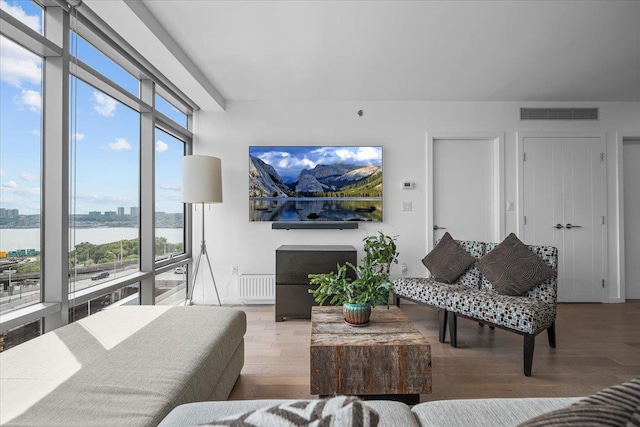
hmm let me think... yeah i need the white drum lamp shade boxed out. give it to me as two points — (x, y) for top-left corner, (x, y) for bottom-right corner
(181, 155), (223, 203)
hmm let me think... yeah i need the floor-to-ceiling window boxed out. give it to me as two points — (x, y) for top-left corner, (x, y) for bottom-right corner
(68, 78), (142, 322)
(0, 1), (45, 348)
(154, 127), (187, 305)
(0, 36), (43, 317)
(0, 0), (195, 350)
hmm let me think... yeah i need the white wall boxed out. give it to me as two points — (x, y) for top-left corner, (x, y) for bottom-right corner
(191, 101), (640, 304)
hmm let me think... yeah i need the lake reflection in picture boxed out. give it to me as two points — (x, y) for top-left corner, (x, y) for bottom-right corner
(250, 198), (382, 222)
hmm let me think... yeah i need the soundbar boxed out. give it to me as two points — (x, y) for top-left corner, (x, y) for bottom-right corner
(271, 222), (359, 230)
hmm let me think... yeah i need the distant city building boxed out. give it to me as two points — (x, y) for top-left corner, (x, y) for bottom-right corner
(89, 211), (102, 216)
(117, 207), (125, 216)
(1, 208), (19, 217)
(104, 211), (117, 217)
(130, 207), (139, 217)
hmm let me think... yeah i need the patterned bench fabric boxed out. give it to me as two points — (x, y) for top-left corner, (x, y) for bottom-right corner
(446, 288), (555, 334)
(394, 277), (463, 309)
(481, 243), (558, 314)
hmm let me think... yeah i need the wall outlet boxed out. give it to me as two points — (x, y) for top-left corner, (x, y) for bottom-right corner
(232, 266), (239, 275)
(402, 201), (412, 212)
(401, 262), (408, 275)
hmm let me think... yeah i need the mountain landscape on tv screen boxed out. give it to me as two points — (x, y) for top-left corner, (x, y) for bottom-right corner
(249, 146), (383, 222)
(249, 156), (382, 198)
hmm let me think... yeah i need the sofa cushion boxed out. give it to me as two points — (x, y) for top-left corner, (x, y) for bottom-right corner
(517, 376), (640, 426)
(394, 277), (464, 309)
(446, 288), (555, 334)
(412, 397), (580, 427)
(422, 232), (476, 284)
(477, 233), (556, 296)
(199, 396), (378, 426)
(158, 400), (420, 427)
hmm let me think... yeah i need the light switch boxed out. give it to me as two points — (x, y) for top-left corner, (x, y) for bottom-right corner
(402, 201), (412, 212)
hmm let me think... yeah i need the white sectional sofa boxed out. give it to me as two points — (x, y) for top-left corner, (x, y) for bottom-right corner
(158, 397), (581, 426)
(158, 376), (640, 426)
(0, 305), (246, 426)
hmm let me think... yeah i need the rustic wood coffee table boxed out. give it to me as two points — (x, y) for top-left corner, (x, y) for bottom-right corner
(310, 305), (431, 404)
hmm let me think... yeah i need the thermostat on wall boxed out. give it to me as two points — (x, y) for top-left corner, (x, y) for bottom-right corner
(402, 182), (415, 189)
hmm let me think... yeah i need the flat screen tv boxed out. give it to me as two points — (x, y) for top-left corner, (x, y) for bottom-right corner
(249, 146), (382, 223)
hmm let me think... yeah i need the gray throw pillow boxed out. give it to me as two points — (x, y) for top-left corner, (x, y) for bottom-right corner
(477, 233), (555, 296)
(517, 376), (640, 426)
(422, 232), (476, 284)
(201, 396), (380, 427)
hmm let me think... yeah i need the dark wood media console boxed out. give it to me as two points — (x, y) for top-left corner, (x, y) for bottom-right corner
(275, 245), (357, 322)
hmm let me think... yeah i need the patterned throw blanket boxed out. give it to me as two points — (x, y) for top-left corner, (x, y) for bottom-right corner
(202, 396), (379, 427)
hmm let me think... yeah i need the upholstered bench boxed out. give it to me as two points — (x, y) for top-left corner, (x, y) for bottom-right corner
(394, 233), (558, 376)
(0, 305), (246, 426)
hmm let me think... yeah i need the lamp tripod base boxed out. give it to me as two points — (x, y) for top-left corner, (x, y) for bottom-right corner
(187, 239), (221, 306)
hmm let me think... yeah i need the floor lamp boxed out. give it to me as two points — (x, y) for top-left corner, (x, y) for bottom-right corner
(182, 155), (223, 306)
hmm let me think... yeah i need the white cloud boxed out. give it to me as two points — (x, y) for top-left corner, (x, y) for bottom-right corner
(0, 34), (41, 88)
(93, 91), (117, 117)
(108, 138), (131, 151)
(31, 129), (40, 136)
(0, 179), (40, 197)
(17, 89), (41, 111)
(261, 151), (317, 172)
(159, 183), (180, 191)
(355, 146), (382, 162)
(1, 1), (41, 32)
(0, 169), (6, 177)
(73, 132), (85, 141)
(155, 140), (169, 152)
(333, 147), (381, 164)
(20, 172), (37, 182)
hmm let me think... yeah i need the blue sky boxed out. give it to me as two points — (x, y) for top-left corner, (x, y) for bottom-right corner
(250, 146), (382, 181)
(0, 0), (185, 215)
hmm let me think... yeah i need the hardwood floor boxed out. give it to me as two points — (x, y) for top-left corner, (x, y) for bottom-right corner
(227, 302), (640, 402)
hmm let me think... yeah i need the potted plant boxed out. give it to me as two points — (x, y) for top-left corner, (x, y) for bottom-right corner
(309, 232), (399, 326)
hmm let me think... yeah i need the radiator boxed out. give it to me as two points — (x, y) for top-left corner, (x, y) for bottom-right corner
(239, 274), (275, 304)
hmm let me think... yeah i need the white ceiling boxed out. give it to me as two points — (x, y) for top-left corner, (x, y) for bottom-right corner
(90, 0), (640, 107)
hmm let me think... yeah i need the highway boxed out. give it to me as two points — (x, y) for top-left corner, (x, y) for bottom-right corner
(1, 267), (186, 312)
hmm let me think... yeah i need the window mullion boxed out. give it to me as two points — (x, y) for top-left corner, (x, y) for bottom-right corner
(42, 5), (70, 332)
(156, 113), (194, 141)
(139, 79), (156, 305)
(70, 58), (152, 113)
(0, 8), (62, 57)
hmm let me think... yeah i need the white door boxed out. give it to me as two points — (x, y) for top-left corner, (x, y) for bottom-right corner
(623, 138), (640, 300)
(432, 138), (497, 244)
(522, 137), (606, 302)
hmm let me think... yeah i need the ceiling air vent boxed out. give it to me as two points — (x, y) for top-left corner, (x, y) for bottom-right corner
(520, 108), (598, 121)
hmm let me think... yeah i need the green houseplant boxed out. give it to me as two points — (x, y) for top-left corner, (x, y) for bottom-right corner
(309, 232), (399, 325)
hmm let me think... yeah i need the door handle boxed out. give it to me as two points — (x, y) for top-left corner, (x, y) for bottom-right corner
(433, 225), (446, 231)
(554, 224), (564, 229)
(565, 224), (582, 229)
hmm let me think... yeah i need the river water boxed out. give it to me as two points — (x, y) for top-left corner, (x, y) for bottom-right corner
(0, 228), (183, 252)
